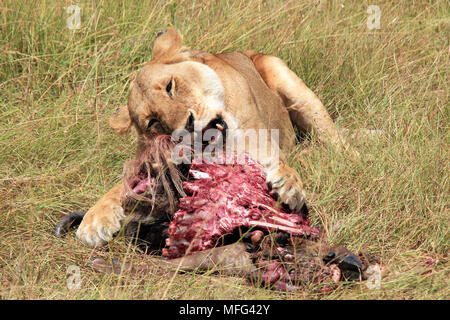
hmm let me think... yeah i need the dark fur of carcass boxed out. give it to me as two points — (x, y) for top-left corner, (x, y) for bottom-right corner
(120, 135), (188, 251)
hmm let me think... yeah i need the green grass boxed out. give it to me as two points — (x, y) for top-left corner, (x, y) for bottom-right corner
(0, 0), (448, 299)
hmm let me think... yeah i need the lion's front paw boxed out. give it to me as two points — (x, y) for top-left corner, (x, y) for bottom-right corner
(76, 205), (125, 247)
(266, 164), (306, 212)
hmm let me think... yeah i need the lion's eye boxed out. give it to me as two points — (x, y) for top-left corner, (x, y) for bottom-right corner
(166, 79), (174, 98)
(147, 119), (159, 130)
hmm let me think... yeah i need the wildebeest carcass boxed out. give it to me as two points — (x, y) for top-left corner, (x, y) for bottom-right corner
(57, 135), (380, 292)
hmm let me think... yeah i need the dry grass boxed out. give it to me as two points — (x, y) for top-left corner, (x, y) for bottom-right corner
(0, 0), (448, 299)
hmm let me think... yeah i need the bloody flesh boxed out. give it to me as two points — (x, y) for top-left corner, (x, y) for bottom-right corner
(162, 153), (319, 259)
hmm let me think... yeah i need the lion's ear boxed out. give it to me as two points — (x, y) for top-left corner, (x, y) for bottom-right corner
(109, 105), (132, 135)
(153, 27), (183, 59)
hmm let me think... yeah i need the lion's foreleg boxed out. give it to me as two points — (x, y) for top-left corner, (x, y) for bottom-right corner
(76, 183), (126, 247)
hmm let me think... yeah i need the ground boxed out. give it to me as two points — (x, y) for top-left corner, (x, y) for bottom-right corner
(0, 0), (448, 299)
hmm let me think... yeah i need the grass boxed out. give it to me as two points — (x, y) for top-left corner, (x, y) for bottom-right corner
(0, 0), (448, 299)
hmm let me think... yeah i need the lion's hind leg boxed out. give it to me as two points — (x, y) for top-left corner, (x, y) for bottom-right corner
(245, 51), (349, 152)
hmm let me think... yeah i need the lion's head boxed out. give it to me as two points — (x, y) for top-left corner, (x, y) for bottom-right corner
(110, 27), (231, 148)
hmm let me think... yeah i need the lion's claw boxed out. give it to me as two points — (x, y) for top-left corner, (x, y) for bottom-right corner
(266, 164), (306, 212)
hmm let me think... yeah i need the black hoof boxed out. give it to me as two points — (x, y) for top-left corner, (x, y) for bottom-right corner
(338, 254), (363, 281)
(54, 211), (86, 237)
(323, 248), (363, 281)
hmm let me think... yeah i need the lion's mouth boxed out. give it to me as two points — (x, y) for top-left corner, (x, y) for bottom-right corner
(200, 116), (228, 146)
(185, 112), (228, 146)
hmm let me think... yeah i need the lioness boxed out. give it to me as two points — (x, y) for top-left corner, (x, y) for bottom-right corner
(76, 27), (350, 248)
